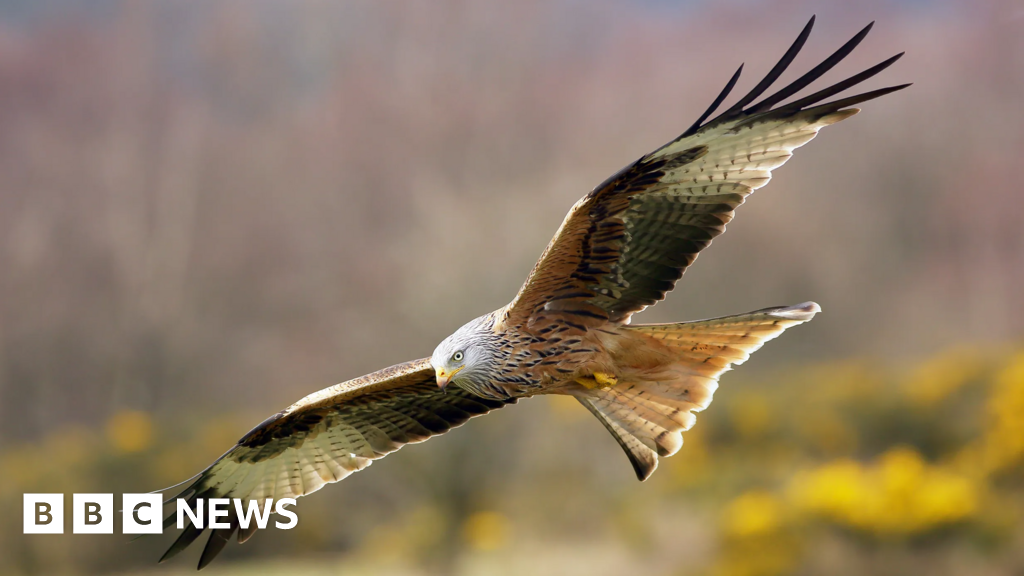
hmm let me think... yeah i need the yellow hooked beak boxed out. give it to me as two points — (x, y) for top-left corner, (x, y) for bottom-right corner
(435, 365), (464, 392)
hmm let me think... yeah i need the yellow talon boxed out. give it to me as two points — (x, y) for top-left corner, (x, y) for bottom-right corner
(576, 376), (600, 389)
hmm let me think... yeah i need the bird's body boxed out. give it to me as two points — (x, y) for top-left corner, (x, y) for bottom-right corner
(437, 308), (673, 400)
(440, 306), (721, 399)
(154, 18), (908, 569)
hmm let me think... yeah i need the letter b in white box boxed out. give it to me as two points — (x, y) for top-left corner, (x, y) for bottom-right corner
(73, 493), (113, 534)
(24, 494), (63, 534)
(123, 494), (163, 534)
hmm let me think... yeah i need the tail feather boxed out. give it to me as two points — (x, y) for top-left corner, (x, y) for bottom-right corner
(576, 398), (659, 481)
(635, 301), (821, 368)
(576, 302), (819, 481)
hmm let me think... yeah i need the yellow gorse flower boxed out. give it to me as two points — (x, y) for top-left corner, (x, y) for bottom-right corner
(788, 446), (979, 536)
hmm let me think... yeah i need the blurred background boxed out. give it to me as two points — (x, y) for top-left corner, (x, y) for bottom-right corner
(0, 0), (1022, 575)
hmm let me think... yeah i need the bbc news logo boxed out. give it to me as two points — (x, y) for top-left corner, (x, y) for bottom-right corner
(23, 494), (297, 534)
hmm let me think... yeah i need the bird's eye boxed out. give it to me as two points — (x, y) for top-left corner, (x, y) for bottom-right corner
(452, 351), (464, 362)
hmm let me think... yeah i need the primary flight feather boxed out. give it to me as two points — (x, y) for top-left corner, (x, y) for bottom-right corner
(156, 17), (907, 569)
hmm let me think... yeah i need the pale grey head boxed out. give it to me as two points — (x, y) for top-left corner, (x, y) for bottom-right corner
(430, 313), (502, 394)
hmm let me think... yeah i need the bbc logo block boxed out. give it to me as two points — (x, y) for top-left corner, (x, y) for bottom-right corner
(24, 494), (64, 534)
(24, 493), (160, 534)
(73, 493), (114, 534)
(24, 493), (298, 534)
(122, 493), (163, 534)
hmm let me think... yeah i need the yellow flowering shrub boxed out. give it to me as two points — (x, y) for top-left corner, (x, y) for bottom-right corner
(788, 447), (979, 536)
(722, 491), (787, 538)
(462, 510), (512, 552)
(105, 410), (153, 453)
(700, 346), (1022, 576)
(972, 353), (1024, 475)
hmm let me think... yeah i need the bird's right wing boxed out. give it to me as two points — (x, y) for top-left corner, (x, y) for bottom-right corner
(503, 17), (908, 327)
(157, 358), (516, 569)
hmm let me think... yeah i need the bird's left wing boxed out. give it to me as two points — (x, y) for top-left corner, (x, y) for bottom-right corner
(504, 18), (908, 327)
(157, 358), (515, 569)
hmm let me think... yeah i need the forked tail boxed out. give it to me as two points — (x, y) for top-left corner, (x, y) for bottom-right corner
(575, 302), (820, 480)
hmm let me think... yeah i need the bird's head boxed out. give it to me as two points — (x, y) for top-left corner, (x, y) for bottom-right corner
(430, 315), (497, 392)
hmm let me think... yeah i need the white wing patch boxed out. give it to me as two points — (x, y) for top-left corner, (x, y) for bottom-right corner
(656, 109), (856, 199)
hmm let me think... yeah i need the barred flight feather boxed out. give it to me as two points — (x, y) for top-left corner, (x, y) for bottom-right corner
(157, 359), (515, 568)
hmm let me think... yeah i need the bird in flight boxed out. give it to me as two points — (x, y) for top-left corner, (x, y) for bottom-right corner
(156, 17), (907, 569)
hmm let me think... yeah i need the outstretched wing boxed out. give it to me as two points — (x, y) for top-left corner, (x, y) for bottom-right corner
(157, 358), (516, 569)
(504, 17), (908, 327)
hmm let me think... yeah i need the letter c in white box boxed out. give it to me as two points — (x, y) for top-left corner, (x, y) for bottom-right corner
(123, 493), (163, 534)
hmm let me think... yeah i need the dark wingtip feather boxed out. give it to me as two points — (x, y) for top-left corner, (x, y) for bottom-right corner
(683, 63), (744, 137)
(197, 523), (238, 571)
(719, 16), (815, 118)
(748, 20), (875, 114)
(159, 489), (216, 564)
(685, 20), (906, 136)
(806, 83), (911, 115)
(159, 524), (205, 564)
(775, 52), (906, 114)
